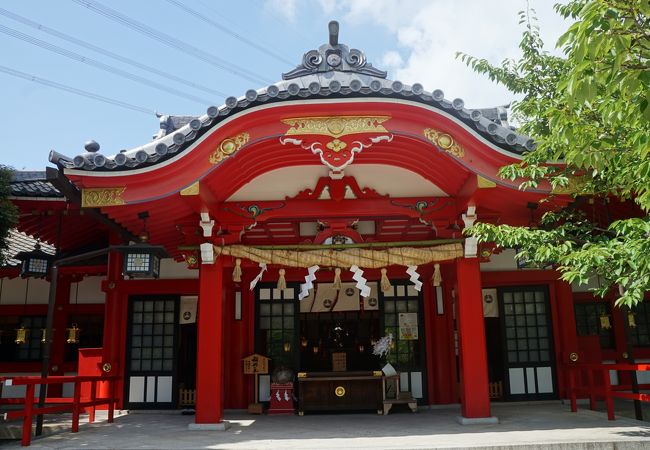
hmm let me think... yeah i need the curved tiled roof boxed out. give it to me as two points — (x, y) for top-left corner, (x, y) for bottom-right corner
(3, 229), (56, 267)
(10, 171), (62, 198)
(50, 22), (535, 172)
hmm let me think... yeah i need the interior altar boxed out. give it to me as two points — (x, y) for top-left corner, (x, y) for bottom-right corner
(297, 371), (384, 415)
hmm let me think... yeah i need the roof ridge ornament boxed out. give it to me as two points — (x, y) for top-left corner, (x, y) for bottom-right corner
(282, 20), (387, 80)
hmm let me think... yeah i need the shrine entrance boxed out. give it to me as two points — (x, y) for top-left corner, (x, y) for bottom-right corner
(254, 279), (427, 405)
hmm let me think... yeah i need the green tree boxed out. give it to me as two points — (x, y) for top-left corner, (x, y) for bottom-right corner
(0, 165), (18, 266)
(457, 0), (650, 307)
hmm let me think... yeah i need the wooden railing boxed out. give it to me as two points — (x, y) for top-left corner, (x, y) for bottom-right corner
(0, 375), (119, 446)
(566, 363), (650, 420)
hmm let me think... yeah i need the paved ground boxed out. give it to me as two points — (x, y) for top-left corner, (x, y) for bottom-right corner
(3, 402), (650, 449)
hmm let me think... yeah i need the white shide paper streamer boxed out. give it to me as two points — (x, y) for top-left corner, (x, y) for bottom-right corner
(249, 263), (267, 290)
(350, 265), (371, 297)
(406, 265), (423, 291)
(298, 265), (319, 300)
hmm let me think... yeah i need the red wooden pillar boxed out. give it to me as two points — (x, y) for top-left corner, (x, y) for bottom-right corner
(455, 257), (495, 422)
(193, 257), (229, 428)
(48, 274), (72, 397)
(101, 248), (125, 406)
(554, 280), (579, 397)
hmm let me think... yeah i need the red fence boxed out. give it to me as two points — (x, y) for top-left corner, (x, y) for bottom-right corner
(566, 363), (650, 420)
(0, 375), (119, 446)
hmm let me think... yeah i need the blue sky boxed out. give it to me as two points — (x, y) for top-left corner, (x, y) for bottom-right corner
(1, 0), (569, 170)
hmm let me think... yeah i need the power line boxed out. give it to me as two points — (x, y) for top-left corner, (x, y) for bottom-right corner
(0, 6), (227, 98)
(0, 64), (154, 115)
(196, 0), (315, 50)
(163, 0), (295, 67)
(72, 0), (272, 86)
(0, 23), (210, 105)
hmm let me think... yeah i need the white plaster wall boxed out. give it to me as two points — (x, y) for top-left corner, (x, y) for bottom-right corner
(0, 278), (50, 305)
(159, 259), (198, 279)
(571, 276), (600, 293)
(70, 276), (105, 304)
(0, 372), (76, 398)
(480, 249), (519, 272)
(1, 373), (42, 397)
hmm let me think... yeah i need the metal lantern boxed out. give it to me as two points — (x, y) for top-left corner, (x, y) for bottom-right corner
(15, 325), (27, 345)
(66, 324), (81, 344)
(16, 244), (53, 278)
(114, 211), (167, 279)
(599, 313), (612, 330)
(116, 244), (166, 279)
(628, 311), (637, 328)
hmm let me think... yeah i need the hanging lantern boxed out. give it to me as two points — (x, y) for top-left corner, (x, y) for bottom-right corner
(358, 344), (365, 353)
(118, 244), (165, 279)
(599, 313), (612, 330)
(16, 244), (53, 278)
(66, 324), (81, 344)
(115, 212), (167, 279)
(283, 342), (291, 353)
(300, 336), (308, 348)
(312, 345), (319, 354)
(628, 311), (637, 328)
(15, 325), (27, 345)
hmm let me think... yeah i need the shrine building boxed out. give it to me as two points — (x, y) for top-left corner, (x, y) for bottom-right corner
(2, 22), (646, 426)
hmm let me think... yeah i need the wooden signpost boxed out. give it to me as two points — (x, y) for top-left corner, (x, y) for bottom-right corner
(243, 353), (270, 414)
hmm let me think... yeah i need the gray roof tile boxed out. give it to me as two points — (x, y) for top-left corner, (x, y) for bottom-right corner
(2, 229), (56, 267)
(10, 171), (62, 198)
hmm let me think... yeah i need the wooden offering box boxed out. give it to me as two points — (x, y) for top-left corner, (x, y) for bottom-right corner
(297, 371), (384, 415)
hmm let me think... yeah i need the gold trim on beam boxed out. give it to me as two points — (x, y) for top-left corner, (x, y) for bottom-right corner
(423, 128), (465, 158)
(180, 181), (200, 196)
(282, 116), (390, 138)
(81, 187), (125, 208)
(477, 175), (497, 188)
(209, 132), (250, 164)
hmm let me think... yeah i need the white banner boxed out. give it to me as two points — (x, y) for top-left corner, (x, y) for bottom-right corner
(179, 296), (197, 324)
(482, 288), (499, 317)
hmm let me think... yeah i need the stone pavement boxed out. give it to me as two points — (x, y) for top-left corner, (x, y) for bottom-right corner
(3, 402), (650, 449)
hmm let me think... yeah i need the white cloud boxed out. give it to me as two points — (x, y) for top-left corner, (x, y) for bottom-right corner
(317, 0), (339, 15)
(381, 50), (404, 70)
(265, 0), (299, 22)
(318, 0), (570, 108)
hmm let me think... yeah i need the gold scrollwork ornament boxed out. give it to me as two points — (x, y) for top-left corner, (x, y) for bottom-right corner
(209, 132), (250, 164)
(335, 386), (346, 397)
(102, 362), (112, 373)
(569, 352), (579, 362)
(81, 187), (126, 208)
(282, 116), (390, 138)
(423, 128), (465, 158)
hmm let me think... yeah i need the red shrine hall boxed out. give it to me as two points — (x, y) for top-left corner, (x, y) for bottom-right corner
(2, 22), (646, 427)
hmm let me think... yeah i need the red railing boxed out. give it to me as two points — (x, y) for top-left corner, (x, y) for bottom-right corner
(0, 375), (119, 446)
(566, 363), (650, 420)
